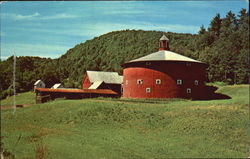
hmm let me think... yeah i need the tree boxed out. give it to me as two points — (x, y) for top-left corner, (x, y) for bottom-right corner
(198, 25), (206, 35)
(208, 13), (222, 38)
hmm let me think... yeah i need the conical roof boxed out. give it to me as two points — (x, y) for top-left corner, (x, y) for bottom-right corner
(160, 35), (169, 41)
(126, 50), (205, 64)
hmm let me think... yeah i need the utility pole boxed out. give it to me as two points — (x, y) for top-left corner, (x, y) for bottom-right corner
(13, 52), (16, 114)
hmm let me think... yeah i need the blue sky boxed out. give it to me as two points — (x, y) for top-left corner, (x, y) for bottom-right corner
(0, 1), (248, 60)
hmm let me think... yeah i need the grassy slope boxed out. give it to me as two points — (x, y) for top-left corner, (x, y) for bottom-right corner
(1, 85), (249, 158)
(1, 91), (35, 106)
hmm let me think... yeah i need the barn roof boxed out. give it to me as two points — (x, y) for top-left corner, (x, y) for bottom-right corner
(35, 88), (118, 95)
(126, 50), (205, 64)
(89, 81), (103, 89)
(87, 71), (123, 84)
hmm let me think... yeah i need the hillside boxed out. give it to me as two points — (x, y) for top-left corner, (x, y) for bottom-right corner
(0, 9), (248, 98)
(1, 84), (249, 158)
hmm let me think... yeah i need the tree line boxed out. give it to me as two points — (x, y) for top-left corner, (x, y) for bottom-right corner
(0, 9), (248, 99)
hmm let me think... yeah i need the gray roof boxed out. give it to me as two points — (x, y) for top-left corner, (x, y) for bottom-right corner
(160, 35), (169, 41)
(89, 81), (103, 89)
(51, 83), (63, 89)
(128, 50), (205, 64)
(34, 80), (45, 85)
(87, 71), (123, 84)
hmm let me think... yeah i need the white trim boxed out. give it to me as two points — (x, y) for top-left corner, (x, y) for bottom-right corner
(137, 79), (143, 85)
(146, 87), (151, 93)
(156, 79), (161, 85)
(177, 79), (182, 85)
(187, 88), (191, 93)
(194, 80), (199, 85)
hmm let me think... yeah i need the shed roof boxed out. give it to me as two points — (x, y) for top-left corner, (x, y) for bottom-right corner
(51, 83), (63, 89)
(34, 80), (44, 85)
(126, 50), (205, 64)
(87, 71), (123, 84)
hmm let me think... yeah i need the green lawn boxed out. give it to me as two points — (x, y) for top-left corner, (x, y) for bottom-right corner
(1, 91), (35, 106)
(1, 84), (249, 158)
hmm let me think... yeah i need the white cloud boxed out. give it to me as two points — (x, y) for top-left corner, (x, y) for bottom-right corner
(1, 12), (79, 21)
(1, 12), (40, 20)
(1, 43), (72, 59)
(40, 13), (80, 20)
(73, 22), (200, 37)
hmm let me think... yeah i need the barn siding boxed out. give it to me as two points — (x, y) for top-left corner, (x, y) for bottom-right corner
(82, 75), (91, 89)
(123, 61), (207, 99)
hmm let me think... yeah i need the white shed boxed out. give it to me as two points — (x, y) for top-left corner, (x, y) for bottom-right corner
(34, 80), (45, 91)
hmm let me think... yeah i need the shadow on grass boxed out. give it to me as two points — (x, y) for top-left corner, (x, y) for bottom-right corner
(194, 85), (231, 101)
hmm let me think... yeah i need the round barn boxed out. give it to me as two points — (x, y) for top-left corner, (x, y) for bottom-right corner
(122, 35), (208, 99)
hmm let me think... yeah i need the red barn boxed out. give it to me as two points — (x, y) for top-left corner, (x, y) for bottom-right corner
(122, 35), (208, 99)
(82, 71), (123, 95)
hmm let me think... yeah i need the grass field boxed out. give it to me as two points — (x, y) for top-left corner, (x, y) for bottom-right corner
(1, 84), (249, 158)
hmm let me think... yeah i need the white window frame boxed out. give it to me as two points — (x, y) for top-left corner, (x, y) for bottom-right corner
(146, 87), (151, 93)
(156, 79), (161, 85)
(146, 62), (151, 66)
(187, 88), (191, 93)
(194, 80), (199, 85)
(125, 80), (128, 85)
(177, 79), (182, 85)
(137, 79), (143, 85)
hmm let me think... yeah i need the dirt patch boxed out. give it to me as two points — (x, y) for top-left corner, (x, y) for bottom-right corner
(1, 104), (33, 110)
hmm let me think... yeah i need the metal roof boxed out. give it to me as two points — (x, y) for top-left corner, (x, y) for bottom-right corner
(160, 35), (169, 41)
(35, 88), (118, 95)
(127, 50), (205, 64)
(34, 80), (45, 85)
(51, 83), (63, 89)
(89, 81), (103, 89)
(87, 71), (123, 84)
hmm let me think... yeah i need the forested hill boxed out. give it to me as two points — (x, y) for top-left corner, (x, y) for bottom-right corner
(0, 9), (248, 99)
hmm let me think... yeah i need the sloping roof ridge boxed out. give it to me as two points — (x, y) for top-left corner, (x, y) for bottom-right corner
(34, 79), (43, 85)
(160, 35), (169, 41)
(87, 70), (118, 74)
(128, 50), (204, 64)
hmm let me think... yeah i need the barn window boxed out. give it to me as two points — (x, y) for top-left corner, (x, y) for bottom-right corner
(146, 88), (151, 93)
(156, 79), (161, 85)
(137, 79), (143, 85)
(194, 80), (199, 85)
(146, 62), (151, 65)
(125, 80), (128, 85)
(187, 88), (191, 93)
(177, 79), (182, 85)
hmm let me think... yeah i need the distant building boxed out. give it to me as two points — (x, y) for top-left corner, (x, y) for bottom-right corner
(82, 71), (123, 95)
(34, 80), (45, 91)
(122, 35), (208, 99)
(51, 83), (63, 89)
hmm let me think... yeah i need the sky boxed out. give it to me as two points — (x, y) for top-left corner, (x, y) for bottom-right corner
(0, 1), (248, 60)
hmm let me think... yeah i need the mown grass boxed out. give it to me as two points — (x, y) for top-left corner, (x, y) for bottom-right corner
(1, 84), (249, 158)
(1, 91), (35, 106)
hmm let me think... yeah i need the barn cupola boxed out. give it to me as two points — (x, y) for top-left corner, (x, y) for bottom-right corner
(159, 35), (170, 51)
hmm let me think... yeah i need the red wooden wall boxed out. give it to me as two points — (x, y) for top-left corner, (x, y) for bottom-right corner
(122, 61), (207, 99)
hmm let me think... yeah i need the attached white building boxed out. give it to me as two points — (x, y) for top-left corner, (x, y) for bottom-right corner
(51, 83), (64, 89)
(34, 80), (45, 91)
